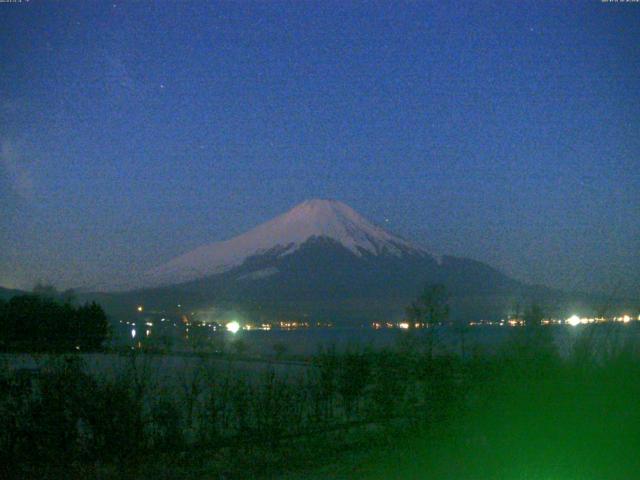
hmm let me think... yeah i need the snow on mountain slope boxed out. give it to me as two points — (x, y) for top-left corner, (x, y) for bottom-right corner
(143, 199), (427, 287)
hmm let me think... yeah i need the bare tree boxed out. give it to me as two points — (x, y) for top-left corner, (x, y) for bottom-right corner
(406, 284), (450, 360)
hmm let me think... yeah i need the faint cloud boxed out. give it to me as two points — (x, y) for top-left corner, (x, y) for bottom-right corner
(0, 139), (36, 201)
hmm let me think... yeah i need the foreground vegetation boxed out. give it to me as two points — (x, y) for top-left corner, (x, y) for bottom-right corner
(1, 318), (640, 479)
(0, 292), (108, 352)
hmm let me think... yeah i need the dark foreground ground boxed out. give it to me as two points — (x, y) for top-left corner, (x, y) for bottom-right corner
(2, 323), (640, 479)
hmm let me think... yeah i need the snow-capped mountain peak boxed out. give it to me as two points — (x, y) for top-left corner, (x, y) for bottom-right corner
(143, 199), (426, 287)
(269, 199), (419, 255)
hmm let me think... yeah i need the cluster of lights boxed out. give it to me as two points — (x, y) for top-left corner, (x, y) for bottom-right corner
(125, 304), (639, 342)
(226, 321), (240, 334)
(128, 305), (336, 336)
(396, 322), (439, 329)
(372, 322), (396, 329)
(278, 321), (310, 329)
(469, 320), (503, 327)
(541, 319), (564, 325)
(225, 321), (274, 333)
(372, 321), (449, 330)
(376, 315), (639, 330)
(566, 314), (635, 326)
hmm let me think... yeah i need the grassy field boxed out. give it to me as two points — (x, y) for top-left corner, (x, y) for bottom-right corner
(2, 322), (640, 479)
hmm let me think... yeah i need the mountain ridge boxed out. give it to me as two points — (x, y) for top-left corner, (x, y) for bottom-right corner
(143, 199), (428, 288)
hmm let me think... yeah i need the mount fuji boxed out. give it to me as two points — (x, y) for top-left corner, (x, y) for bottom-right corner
(92, 199), (577, 323)
(143, 199), (427, 288)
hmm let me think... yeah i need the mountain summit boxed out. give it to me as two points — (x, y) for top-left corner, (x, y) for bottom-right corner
(144, 199), (425, 287)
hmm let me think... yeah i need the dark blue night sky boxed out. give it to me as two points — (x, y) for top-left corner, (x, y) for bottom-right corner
(1, 1), (638, 296)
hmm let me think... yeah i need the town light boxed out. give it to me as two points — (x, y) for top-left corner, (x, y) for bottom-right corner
(226, 321), (240, 333)
(137, 305), (143, 312)
(131, 328), (137, 338)
(567, 315), (581, 327)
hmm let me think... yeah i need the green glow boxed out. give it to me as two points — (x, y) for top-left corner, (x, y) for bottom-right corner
(225, 320), (240, 333)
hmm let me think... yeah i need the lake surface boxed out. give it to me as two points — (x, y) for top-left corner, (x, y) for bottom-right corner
(213, 323), (640, 357)
(4, 323), (638, 382)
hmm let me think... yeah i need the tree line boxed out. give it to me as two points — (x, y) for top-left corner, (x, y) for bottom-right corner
(0, 288), (109, 352)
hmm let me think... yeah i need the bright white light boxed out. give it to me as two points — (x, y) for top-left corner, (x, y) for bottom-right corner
(622, 315), (631, 323)
(567, 315), (581, 327)
(226, 321), (240, 334)
(137, 305), (143, 312)
(131, 328), (137, 338)
(398, 322), (410, 330)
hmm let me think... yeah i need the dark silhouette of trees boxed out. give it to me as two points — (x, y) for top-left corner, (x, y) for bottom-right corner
(406, 284), (450, 328)
(76, 302), (109, 350)
(522, 303), (556, 360)
(503, 302), (558, 374)
(32, 283), (77, 305)
(31, 282), (59, 299)
(337, 350), (370, 417)
(405, 284), (450, 359)
(0, 294), (109, 352)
